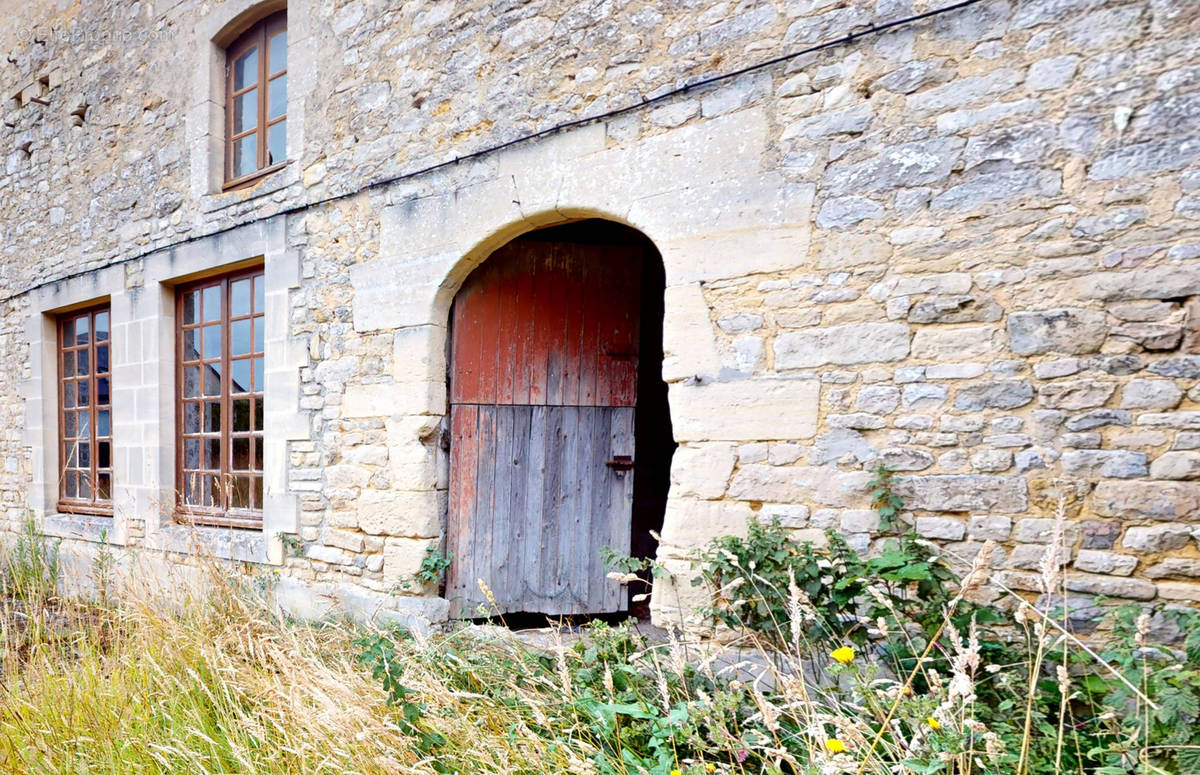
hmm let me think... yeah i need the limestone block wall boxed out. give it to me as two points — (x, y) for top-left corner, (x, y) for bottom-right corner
(0, 0), (1197, 630)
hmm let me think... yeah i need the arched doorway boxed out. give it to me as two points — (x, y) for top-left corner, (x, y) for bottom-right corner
(445, 220), (673, 619)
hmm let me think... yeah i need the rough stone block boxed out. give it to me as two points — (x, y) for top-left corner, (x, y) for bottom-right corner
(728, 465), (871, 506)
(894, 475), (1028, 513)
(911, 326), (1002, 360)
(1064, 573), (1157, 601)
(1060, 450), (1147, 479)
(1144, 559), (1200, 579)
(1119, 379), (1184, 410)
(1092, 480), (1200, 521)
(1037, 380), (1117, 410)
(775, 323), (910, 368)
(915, 516), (965, 540)
(855, 385), (901, 414)
(1074, 549), (1138, 576)
(954, 380), (1035, 410)
(1121, 525), (1195, 553)
(1007, 308), (1108, 355)
(1150, 451), (1200, 480)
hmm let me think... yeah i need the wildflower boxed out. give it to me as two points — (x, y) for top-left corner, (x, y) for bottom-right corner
(671, 770), (683, 775)
(927, 717), (941, 731)
(830, 646), (855, 664)
(825, 738), (847, 754)
(705, 765), (716, 773)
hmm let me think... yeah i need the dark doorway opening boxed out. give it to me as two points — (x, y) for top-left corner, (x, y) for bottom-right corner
(446, 218), (675, 623)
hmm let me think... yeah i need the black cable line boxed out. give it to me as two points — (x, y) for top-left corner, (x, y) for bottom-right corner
(11, 0), (989, 301)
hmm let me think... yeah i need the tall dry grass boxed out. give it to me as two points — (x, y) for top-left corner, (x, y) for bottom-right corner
(1, 504), (1196, 775)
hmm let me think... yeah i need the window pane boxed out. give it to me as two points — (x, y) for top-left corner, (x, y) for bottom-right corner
(184, 365), (202, 397)
(232, 438), (250, 472)
(254, 275), (264, 311)
(75, 316), (89, 345)
(203, 286), (222, 323)
(63, 351), (75, 378)
(77, 379), (89, 406)
(267, 120), (286, 165)
(78, 474), (92, 500)
(254, 357), (264, 392)
(184, 438), (201, 470)
(204, 401), (221, 434)
(183, 291), (200, 324)
(64, 382), (76, 409)
(76, 349), (89, 377)
(232, 359), (251, 394)
(78, 412), (90, 438)
(65, 472), (77, 499)
(65, 444), (77, 468)
(183, 472), (200, 506)
(97, 409), (110, 437)
(97, 473), (111, 501)
(232, 476), (251, 510)
(203, 324), (222, 360)
(204, 361), (223, 395)
(207, 474), (221, 508)
(268, 74), (286, 120)
(78, 442), (90, 468)
(233, 135), (258, 178)
(232, 279), (252, 316)
(181, 328), (199, 360)
(205, 438), (221, 470)
(253, 477), (263, 508)
(254, 437), (263, 471)
(96, 344), (109, 375)
(232, 319), (251, 356)
(64, 412), (76, 438)
(98, 440), (111, 469)
(184, 402), (201, 434)
(233, 46), (258, 91)
(269, 31), (286, 75)
(233, 399), (251, 432)
(254, 397), (264, 431)
(234, 88), (257, 134)
(254, 319), (264, 353)
(95, 311), (109, 342)
(97, 377), (110, 406)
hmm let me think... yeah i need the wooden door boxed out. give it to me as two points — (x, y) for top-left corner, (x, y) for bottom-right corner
(447, 239), (642, 617)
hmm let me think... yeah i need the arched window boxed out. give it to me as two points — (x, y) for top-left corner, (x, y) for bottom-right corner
(224, 10), (287, 189)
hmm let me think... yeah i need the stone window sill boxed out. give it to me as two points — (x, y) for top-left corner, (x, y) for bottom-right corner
(144, 524), (272, 564)
(42, 513), (116, 544)
(200, 163), (300, 215)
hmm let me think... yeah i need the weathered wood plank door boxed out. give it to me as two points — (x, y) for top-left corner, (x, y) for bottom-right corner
(447, 239), (642, 617)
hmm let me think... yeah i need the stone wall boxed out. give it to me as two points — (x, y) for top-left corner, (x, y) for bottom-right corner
(0, 0), (1197, 632)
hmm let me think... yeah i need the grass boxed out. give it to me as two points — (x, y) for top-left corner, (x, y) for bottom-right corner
(1, 506), (1198, 775)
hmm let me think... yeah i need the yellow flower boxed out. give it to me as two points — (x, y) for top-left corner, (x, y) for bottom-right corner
(825, 738), (847, 754)
(705, 766), (716, 773)
(927, 717), (941, 731)
(830, 646), (855, 664)
(671, 770), (682, 775)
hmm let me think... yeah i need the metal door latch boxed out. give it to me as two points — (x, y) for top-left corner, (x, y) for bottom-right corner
(605, 455), (634, 471)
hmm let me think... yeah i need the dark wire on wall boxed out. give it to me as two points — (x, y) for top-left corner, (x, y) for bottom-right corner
(16, 0), (991, 300)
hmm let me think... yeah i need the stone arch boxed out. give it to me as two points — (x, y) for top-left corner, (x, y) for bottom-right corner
(439, 214), (674, 619)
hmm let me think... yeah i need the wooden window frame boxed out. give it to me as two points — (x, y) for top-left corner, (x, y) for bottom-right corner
(223, 10), (288, 191)
(175, 266), (266, 529)
(57, 304), (113, 516)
